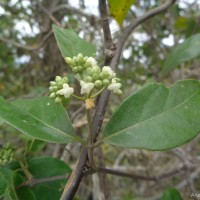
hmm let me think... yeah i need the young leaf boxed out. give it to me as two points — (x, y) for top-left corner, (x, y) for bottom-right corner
(161, 188), (183, 200)
(0, 96), (82, 144)
(162, 34), (200, 74)
(52, 24), (96, 58)
(108, 0), (136, 26)
(103, 80), (200, 150)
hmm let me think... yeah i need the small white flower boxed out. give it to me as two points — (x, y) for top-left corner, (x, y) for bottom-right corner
(102, 66), (116, 78)
(85, 57), (97, 67)
(56, 83), (74, 98)
(80, 80), (94, 94)
(107, 79), (122, 93)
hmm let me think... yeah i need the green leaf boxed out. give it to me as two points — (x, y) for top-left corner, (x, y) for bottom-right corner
(0, 167), (13, 195)
(162, 34), (200, 74)
(108, 0), (136, 26)
(27, 157), (71, 200)
(27, 156), (71, 178)
(52, 24), (96, 58)
(28, 140), (46, 153)
(161, 188), (183, 200)
(103, 80), (200, 150)
(16, 187), (36, 200)
(0, 96), (82, 144)
(0, 167), (18, 200)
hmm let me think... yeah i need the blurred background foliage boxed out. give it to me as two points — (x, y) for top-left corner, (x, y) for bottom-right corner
(1, 0), (200, 199)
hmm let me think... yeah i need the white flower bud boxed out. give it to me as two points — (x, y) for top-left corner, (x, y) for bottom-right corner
(49, 92), (56, 99)
(77, 53), (83, 59)
(50, 81), (56, 86)
(56, 83), (74, 98)
(107, 79), (122, 94)
(65, 57), (74, 66)
(55, 76), (62, 82)
(55, 97), (62, 103)
(85, 57), (97, 67)
(102, 66), (116, 78)
(80, 80), (94, 94)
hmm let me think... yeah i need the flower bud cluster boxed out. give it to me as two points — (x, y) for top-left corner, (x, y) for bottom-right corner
(49, 54), (122, 103)
(49, 76), (74, 103)
(65, 54), (122, 95)
(0, 145), (14, 166)
(65, 53), (97, 74)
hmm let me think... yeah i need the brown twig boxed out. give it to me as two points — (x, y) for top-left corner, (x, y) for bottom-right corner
(95, 164), (190, 182)
(38, 3), (63, 27)
(15, 174), (69, 189)
(0, 31), (52, 51)
(52, 4), (98, 20)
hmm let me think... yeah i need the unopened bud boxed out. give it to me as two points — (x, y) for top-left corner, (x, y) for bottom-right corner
(95, 80), (102, 88)
(55, 97), (62, 103)
(49, 92), (56, 99)
(65, 57), (74, 66)
(102, 79), (110, 86)
(55, 76), (62, 82)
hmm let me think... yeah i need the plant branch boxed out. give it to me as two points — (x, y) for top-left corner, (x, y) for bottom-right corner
(38, 3), (63, 27)
(15, 163), (193, 191)
(0, 30), (52, 51)
(92, 164), (192, 182)
(111, 0), (176, 68)
(16, 174), (69, 190)
(52, 4), (98, 20)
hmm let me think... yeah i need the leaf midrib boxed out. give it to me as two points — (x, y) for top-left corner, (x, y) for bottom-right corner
(1, 101), (75, 141)
(104, 89), (199, 140)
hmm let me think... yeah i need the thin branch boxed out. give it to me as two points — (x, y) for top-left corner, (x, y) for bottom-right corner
(16, 174), (69, 189)
(38, 3), (63, 27)
(52, 4), (98, 20)
(94, 165), (191, 182)
(111, 0), (176, 68)
(99, 0), (116, 64)
(0, 31), (52, 51)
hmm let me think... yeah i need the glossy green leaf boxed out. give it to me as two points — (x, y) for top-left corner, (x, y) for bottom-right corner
(0, 96), (82, 144)
(103, 80), (200, 150)
(52, 24), (96, 58)
(161, 188), (183, 200)
(27, 157), (71, 200)
(162, 34), (200, 74)
(108, 0), (136, 26)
